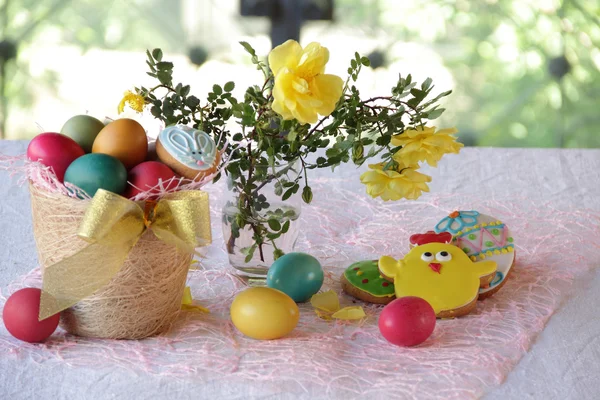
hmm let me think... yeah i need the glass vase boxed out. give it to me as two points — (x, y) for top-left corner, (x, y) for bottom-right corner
(221, 159), (302, 277)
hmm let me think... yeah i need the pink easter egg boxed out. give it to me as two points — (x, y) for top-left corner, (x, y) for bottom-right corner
(123, 161), (179, 199)
(378, 297), (436, 347)
(27, 132), (85, 182)
(2, 288), (60, 343)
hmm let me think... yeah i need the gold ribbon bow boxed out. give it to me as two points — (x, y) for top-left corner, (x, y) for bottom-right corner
(39, 189), (211, 320)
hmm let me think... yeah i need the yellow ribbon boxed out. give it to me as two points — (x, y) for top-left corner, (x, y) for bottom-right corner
(39, 189), (211, 320)
(181, 286), (210, 313)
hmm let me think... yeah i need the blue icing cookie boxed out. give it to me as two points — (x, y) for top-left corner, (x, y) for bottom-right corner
(158, 125), (217, 171)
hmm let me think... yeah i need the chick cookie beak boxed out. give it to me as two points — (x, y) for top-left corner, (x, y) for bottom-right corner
(429, 262), (442, 273)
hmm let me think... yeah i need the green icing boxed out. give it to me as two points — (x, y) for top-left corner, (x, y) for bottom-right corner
(462, 247), (471, 253)
(485, 241), (494, 247)
(507, 237), (514, 243)
(468, 233), (477, 240)
(492, 228), (500, 235)
(344, 260), (395, 297)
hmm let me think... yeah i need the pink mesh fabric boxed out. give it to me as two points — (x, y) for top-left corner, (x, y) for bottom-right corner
(1, 178), (598, 399)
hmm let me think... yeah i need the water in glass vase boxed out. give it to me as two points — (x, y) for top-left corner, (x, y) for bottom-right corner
(222, 202), (301, 277)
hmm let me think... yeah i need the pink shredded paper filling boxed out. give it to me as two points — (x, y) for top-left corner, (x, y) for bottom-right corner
(0, 159), (598, 399)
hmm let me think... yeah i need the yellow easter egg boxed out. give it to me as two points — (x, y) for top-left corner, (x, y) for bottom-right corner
(230, 287), (299, 340)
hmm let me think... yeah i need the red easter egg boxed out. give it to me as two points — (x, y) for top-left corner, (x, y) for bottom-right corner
(2, 288), (60, 343)
(27, 132), (85, 182)
(378, 297), (436, 347)
(124, 161), (179, 199)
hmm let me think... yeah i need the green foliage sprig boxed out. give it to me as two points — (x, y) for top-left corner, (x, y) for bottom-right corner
(133, 43), (451, 263)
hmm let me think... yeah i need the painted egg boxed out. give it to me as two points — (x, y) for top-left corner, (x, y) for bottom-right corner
(26, 132), (85, 182)
(124, 161), (179, 199)
(2, 288), (60, 343)
(378, 297), (436, 347)
(60, 115), (105, 153)
(155, 125), (220, 181)
(267, 252), (324, 302)
(230, 287), (299, 340)
(64, 153), (127, 198)
(92, 118), (148, 169)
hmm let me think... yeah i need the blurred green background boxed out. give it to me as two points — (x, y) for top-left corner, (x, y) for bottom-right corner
(0, 0), (598, 147)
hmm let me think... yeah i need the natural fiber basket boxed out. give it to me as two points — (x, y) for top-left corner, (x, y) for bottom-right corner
(29, 183), (192, 339)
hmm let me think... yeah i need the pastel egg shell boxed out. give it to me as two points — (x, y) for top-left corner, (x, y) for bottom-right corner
(64, 153), (127, 198)
(267, 252), (324, 302)
(60, 115), (105, 153)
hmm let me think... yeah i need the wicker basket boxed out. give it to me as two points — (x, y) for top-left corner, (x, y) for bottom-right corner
(29, 183), (192, 339)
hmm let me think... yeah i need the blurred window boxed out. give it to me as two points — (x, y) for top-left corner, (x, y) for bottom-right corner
(0, 0), (598, 147)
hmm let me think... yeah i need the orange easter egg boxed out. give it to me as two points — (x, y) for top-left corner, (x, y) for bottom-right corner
(92, 118), (148, 169)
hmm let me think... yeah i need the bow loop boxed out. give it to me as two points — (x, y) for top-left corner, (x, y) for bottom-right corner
(152, 191), (212, 254)
(78, 190), (146, 245)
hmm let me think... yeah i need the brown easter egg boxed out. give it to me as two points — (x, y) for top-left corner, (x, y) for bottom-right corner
(92, 118), (148, 169)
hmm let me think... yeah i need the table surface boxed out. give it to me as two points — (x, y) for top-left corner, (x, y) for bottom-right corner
(0, 141), (599, 400)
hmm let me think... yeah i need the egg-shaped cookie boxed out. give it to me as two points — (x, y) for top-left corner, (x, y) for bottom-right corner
(155, 125), (220, 181)
(434, 210), (516, 299)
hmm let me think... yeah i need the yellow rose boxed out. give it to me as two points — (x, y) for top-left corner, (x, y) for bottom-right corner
(391, 126), (463, 167)
(268, 40), (343, 124)
(118, 90), (145, 114)
(360, 163), (431, 201)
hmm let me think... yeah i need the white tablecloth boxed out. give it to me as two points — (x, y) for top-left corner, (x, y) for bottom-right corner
(0, 141), (599, 399)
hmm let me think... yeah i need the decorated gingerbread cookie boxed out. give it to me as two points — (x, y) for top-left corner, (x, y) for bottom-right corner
(379, 232), (497, 318)
(434, 210), (515, 299)
(340, 260), (395, 304)
(156, 125), (220, 181)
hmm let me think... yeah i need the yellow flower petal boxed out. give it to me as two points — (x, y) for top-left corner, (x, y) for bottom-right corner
(311, 291), (366, 321)
(268, 40), (343, 124)
(310, 290), (340, 313)
(118, 90), (145, 114)
(268, 39), (302, 76)
(360, 164), (431, 201)
(332, 306), (366, 320)
(118, 98), (126, 114)
(315, 309), (334, 320)
(297, 42), (329, 76)
(391, 126), (463, 167)
(311, 74), (344, 116)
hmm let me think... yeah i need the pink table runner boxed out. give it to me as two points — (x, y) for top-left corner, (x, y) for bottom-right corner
(1, 177), (597, 399)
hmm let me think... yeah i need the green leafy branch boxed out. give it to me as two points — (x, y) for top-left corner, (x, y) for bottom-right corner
(134, 44), (451, 263)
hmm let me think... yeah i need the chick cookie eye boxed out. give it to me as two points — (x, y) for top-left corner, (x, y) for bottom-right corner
(436, 251), (452, 262)
(421, 252), (434, 262)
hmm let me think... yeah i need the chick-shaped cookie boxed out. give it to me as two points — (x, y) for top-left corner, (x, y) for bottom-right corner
(379, 234), (497, 318)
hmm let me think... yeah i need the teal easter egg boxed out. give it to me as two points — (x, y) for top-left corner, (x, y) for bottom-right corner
(61, 115), (105, 153)
(64, 153), (127, 198)
(267, 252), (324, 303)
